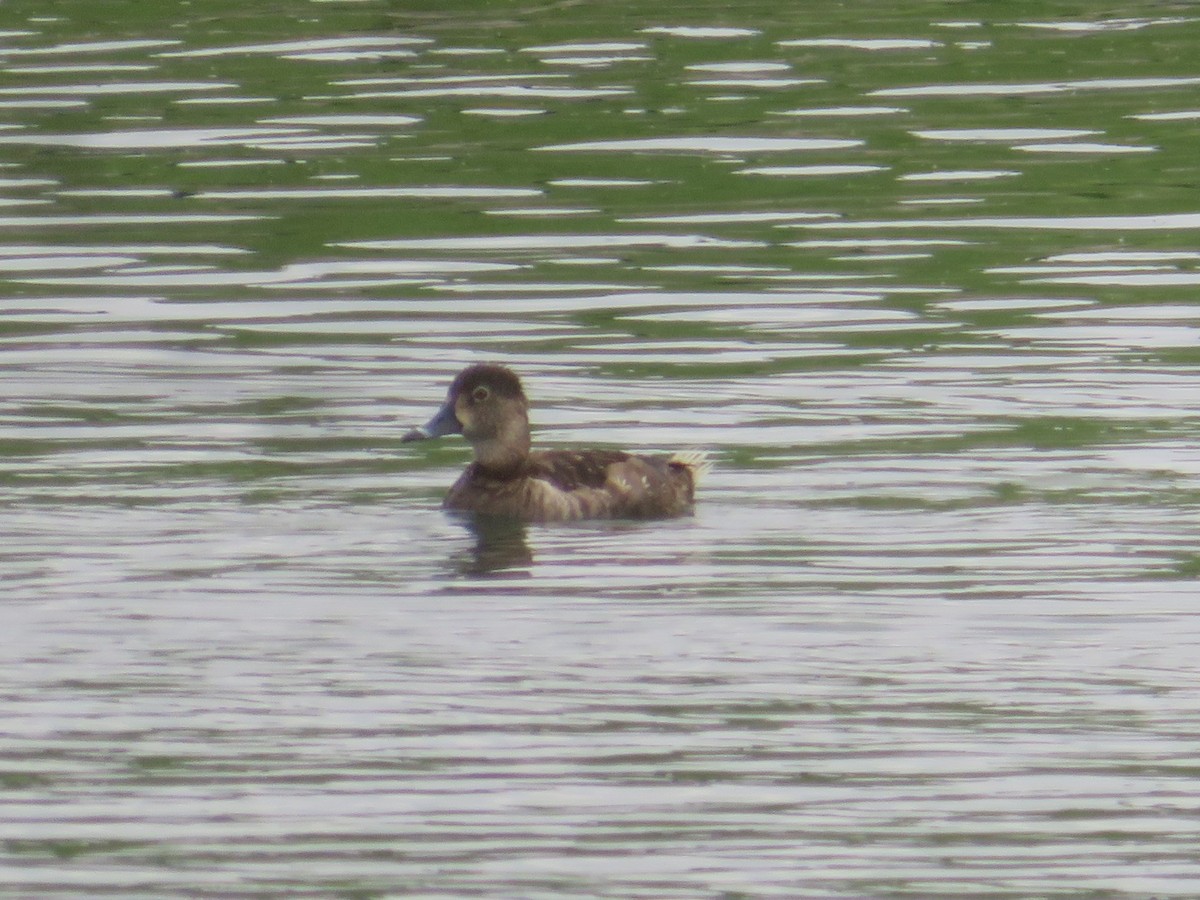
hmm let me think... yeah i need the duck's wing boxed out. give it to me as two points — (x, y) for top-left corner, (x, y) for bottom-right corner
(526, 449), (632, 492)
(526, 449), (696, 519)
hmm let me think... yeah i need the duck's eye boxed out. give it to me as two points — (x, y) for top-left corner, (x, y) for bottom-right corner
(471, 385), (491, 403)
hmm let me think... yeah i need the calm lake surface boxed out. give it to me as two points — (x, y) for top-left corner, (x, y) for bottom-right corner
(4, 1), (1200, 896)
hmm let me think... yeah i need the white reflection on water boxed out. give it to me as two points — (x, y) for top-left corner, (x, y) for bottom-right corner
(17, 258), (522, 289)
(1037, 304), (1200, 321)
(0, 255), (138, 271)
(990, 324), (1200, 347)
(0, 126), (304, 148)
(0, 242), (247, 256)
(549, 177), (656, 187)
(913, 127), (1098, 141)
(536, 136), (861, 152)
(282, 50), (420, 62)
(159, 36), (433, 58)
(778, 104), (907, 116)
(934, 297), (1092, 312)
(641, 26), (760, 37)
(788, 238), (971, 247)
(196, 186), (543, 200)
(335, 73), (569, 86)
(485, 207), (599, 217)
(620, 305), (920, 331)
(899, 169), (1018, 181)
(176, 157), (288, 167)
(778, 38), (941, 49)
(521, 41), (648, 53)
(57, 189), (178, 198)
(0, 98), (88, 108)
(736, 164), (886, 176)
(687, 61), (792, 72)
(874, 75), (1200, 96)
(342, 234), (762, 251)
(1032, 272), (1200, 286)
(687, 77), (821, 88)
(0, 80), (234, 96)
(4, 63), (155, 74)
(1133, 109), (1200, 120)
(173, 96), (276, 107)
(461, 107), (547, 117)
(988, 264), (1174, 275)
(1015, 141), (1155, 153)
(798, 212), (1200, 230)
(348, 85), (631, 100)
(622, 211), (835, 224)
(0, 213), (263, 226)
(1, 38), (181, 55)
(899, 197), (984, 206)
(1050, 251), (1200, 262)
(1016, 17), (1195, 32)
(259, 114), (421, 126)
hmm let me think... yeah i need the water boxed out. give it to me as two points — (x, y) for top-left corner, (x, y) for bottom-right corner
(3, 2), (1200, 896)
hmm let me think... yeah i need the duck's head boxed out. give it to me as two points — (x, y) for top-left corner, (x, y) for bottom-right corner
(403, 364), (531, 470)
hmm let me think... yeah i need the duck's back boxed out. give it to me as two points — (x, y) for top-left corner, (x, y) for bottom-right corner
(444, 448), (702, 521)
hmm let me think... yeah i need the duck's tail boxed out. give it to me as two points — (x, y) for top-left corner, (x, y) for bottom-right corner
(668, 450), (713, 483)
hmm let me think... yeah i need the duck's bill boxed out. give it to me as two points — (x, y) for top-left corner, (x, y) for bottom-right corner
(401, 398), (461, 442)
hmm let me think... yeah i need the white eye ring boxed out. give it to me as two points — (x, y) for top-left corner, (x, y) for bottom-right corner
(471, 385), (491, 402)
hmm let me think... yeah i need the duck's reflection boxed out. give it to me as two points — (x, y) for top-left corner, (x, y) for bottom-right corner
(445, 513), (534, 578)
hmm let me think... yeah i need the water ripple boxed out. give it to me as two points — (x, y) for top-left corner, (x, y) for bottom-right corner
(6, 8), (1200, 898)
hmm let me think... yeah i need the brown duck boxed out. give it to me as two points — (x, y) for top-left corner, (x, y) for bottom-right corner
(402, 364), (709, 522)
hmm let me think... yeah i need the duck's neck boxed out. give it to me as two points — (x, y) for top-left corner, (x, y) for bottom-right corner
(471, 415), (530, 474)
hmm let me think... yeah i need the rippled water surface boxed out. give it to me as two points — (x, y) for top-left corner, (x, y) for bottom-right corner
(4, 2), (1200, 897)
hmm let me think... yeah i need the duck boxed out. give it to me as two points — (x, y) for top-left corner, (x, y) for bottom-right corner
(402, 364), (709, 522)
